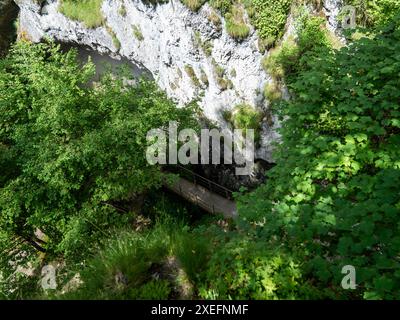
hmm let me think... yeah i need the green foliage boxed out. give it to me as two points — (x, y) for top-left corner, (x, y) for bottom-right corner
(194, 31), (214, 57)
(230, 104), (262, 143)
(0, 41), (195, 263)
(173, 230), (210, 283)
(344, 0), (400, 27)
(183, 0), (290, 44)
(130, 280), (172, 299)
(198, 228), (325, 299)
(263, 14), (331, 85)
(238, 16), (400, 299)
(249, 0), (291, 45)
(59, 0), (105, 28)
(58, 212), (211, 299)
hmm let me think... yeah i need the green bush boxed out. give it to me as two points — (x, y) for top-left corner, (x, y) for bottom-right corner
(249, 0), (291, 45)
(238, 16), (400, 299)
(344, 0), (400, 27)
(0, 41), (196, 262)
(262, 14), (331, 84)
(209, 0), (233, 15)
(262, 37), (298, 81)
(199, 238), (320, 299)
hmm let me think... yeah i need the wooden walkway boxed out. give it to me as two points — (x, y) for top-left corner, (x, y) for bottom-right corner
(165, 177), (237, 218)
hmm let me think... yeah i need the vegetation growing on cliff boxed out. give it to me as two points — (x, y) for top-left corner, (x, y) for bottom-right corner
(59, 0), (105, 28)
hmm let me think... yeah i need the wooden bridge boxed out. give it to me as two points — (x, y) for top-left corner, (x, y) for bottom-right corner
(164, 165), (237, 219)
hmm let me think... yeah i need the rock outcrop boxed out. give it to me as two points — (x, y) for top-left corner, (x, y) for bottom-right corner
(15, 0), (343, 162)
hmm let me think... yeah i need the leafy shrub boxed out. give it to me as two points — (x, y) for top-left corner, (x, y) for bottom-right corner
(0, 41), (195, 261)
(249, 0), (291, 45)
(196, 224), (330, 299)
(344, 0), (400, 27)
(263, 14), (331, 84)
(238, 16), (400, 299)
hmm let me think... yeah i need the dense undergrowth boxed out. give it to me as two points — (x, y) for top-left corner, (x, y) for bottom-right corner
(238, 15), (400, 299)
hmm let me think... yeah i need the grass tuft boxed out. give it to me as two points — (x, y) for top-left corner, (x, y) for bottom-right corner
(184, 65), (201, 87)
(264, 81), (282, 102)
(225, 5), (250, 40)
(181, 0), (206, 11)
(132, 25), (144, 41)
(59, 0), (105, 29)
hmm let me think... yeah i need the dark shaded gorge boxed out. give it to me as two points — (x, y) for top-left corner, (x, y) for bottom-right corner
(0, 0), (19, 56)
(56, 42), (152, 80)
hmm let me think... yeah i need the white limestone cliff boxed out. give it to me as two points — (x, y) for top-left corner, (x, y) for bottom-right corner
(15, 0), (343, 162)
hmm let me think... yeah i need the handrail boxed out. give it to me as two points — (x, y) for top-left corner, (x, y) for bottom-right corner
(164, 164), (235, 200)
(158, 126), (235, 200)
(174, 182), (219, 214)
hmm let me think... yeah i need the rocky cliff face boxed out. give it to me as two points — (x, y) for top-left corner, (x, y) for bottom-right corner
(15, 0), (343, 162)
